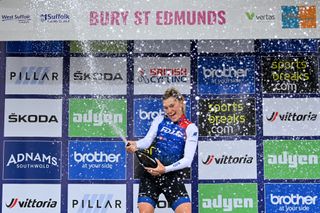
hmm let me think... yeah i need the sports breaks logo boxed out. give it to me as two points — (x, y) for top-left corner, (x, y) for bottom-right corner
(281, 5), (316, 29)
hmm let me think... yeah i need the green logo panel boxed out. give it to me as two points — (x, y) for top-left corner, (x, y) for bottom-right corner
(69, 99), (127, 137)
(199, 183), (258, 213)
(70, 41), (127, 53)
(264, 140), (320, 179)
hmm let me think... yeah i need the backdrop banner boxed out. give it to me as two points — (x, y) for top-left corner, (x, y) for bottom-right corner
(0, 0), (319, 41)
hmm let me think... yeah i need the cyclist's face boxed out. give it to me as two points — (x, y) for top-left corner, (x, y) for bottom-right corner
(163, 97), (183, 122)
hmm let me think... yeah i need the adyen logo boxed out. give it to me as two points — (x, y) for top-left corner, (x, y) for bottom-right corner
(264, 140), (320, 179)
(69, 99), (127, 137)
(199, 183), (258, 212)
(69, 141), (125, 180)
(266, 112), (317, 122)
(282, 5), (316, 29)
(202, 154), (253, 165)
(265, 184), (320, 213)
(6, 198), (57, 209)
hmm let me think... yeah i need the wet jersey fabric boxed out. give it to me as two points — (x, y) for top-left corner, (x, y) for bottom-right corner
(137, 114), (198, 173)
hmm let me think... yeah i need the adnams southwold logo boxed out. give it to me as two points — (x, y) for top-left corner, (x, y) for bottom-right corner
(3, 141), (61, 180)
(265, 184), (320, 213)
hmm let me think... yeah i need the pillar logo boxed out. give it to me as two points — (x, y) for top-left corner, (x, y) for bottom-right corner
(199, 183), (258, 212)
(68, 141), (126, 180)
(5, 57), (63, 95)
(265, 184), (320, 213)
(3, 141), (61, 180)
(68, 184), (126, 213)
(197, 56), (255, 95)
(281, 5), (316, 29)
(264, 140), (320, 179)
(261, 56), (318, 94)
(68, 99), (127, 137)
(198, 98), (256, 136)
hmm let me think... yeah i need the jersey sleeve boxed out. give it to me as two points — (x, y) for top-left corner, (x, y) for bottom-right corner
(136, 115), (164, 149)
(165, 123), (199, 173)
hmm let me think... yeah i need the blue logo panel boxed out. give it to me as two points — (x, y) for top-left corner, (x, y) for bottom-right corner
(260, 39), (318, 53)
(3, 140), (61, 180)
(133, 98), (191, 137)
(281, 6), (299, 28)
(197, 56), (255, 95)
(6, 41), (64, 53)
(68, 141), (126, 180)
(265, 184), (320, 213)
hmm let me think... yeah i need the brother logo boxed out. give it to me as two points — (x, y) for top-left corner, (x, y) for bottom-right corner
(139, 109), (164, 120)
(73, 151), (121, 163)
(202, 67), (248, 78)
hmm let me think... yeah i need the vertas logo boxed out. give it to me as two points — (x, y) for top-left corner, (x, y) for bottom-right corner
(6, 198), (57, 209)
(245, 12), (275, 21)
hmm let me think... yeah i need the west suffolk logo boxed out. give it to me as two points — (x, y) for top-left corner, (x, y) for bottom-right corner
(266, 111), (317, 122)
(281, 5), (316, 29)
(1, 14), (31, 23)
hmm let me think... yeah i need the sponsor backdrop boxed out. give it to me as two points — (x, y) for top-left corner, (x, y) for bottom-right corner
(0, 39), (319, 213)
(0, 2), (319, 213)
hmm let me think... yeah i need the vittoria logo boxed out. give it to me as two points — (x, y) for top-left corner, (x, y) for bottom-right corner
(266, 112), (317, 122)
(202, 154), (253, 165)
(6, 198), (57, 208)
